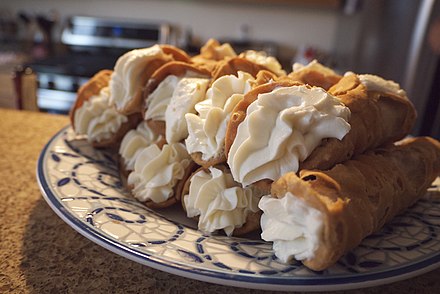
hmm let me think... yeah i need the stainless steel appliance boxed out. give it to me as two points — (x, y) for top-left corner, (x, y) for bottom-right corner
(333, 0), (440, 139)
(25, 15), (173, 113)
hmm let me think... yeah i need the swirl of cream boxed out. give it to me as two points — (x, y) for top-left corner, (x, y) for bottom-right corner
(110, 45), (173, 111)
(74, 87), (128, 143)
(240, 50), (286, 76)
(184, 167), (259, 236)
(259, 193), (324, 262)
(119, 121), (163, 171)
(127, 143), (191, 203)
(227, 85), (351, 186)
(164, 77), (210, 143)
(185, 72), (254, 161)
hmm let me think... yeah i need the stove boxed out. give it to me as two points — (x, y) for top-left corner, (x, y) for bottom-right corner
(25, 16), (173, 113)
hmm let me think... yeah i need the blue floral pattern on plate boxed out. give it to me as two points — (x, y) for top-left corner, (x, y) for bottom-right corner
(37, 127), (440, 291)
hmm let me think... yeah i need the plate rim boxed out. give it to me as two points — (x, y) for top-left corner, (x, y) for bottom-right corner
(36, 126), (440, 291)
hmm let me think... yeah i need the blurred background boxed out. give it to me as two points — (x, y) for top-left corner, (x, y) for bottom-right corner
(0, 0), (439, 138)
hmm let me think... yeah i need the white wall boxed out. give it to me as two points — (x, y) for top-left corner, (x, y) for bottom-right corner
(1, 0), (340, 64)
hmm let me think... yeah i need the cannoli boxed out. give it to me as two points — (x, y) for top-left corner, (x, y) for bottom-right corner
(70, 70), (141, 148)
(127, 142), (198, 209)
(226, 73), (416, 187)
(110, 45), (191, 115)
(185, 71), (256, 168)
(259, 136), (440, 271)
(288, 60), (342, 90)
(191, 39), (237, 71)
(143, 62), (212, 143)
(226, 81), (351, 187)
(182, 164), (263, 236)
(238, 50), (286, 76)
(225, 79), (302, 156)
(300, 72), (417, 171)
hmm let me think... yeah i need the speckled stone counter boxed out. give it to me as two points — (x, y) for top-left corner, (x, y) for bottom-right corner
(1, 108), (439, 293)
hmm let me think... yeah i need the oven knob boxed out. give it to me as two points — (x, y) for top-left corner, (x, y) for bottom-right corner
(48, 81), (55, 89)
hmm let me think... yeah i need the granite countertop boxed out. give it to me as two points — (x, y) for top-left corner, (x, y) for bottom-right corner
(1, 108), (439, 293)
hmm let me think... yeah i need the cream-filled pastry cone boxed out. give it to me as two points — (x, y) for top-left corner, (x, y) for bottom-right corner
(226, 80), (302, 156)
(192, 39), (286, 78)
(127, 142), (198, 209)
(300, 72), (417, 171)
(143, 62), (212, 143)
(71, 70), (141, 148)
(110, 45), (190, 115)
(211, 57), (282, 82)
(181, 165), (263, 236)
(191, 39), (237, 71)
(226, 73), (417, 187)
(288, 60), (342, 90)
(226, 81), (351, 187)
(238, 50), (286, 76)
(259, 136), (440, 271)
(185, 71), (256, 168)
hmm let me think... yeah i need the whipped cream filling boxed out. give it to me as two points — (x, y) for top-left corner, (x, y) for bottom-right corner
(127, 143), (191, 203)
(356, 73), (407, 97)
(144, 73), (210, 143)
(165, 77), (210, 143)
(185, 71), (255, 161)
(259, 192), (323, 262)
(110, 45), (173, 111)
(119, 121), (163, 171)
(145, 75), (181, 121)
(184, 167), (260, 236)
(292, 59), (337, 76)
(74, 87), (128, 143)
(227, 85), (351, 186)
(241, 50), (286, 76)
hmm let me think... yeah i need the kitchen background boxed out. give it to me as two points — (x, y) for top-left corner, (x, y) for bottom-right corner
(0, 0), (439, 138)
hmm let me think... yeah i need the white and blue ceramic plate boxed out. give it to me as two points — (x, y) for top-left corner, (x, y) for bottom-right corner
(37, 126), (440, 292)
